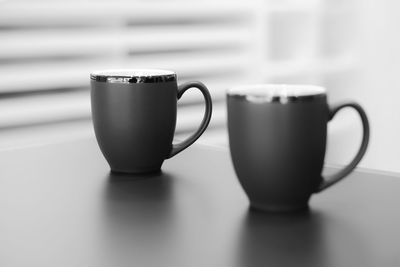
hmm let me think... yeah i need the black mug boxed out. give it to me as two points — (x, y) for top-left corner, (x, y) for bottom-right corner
(227, 84), (369, 212)
(91, 69), (212, 174)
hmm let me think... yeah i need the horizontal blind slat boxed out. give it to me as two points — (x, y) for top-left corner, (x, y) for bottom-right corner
(0, 91), (90, 128)
(0, 1), (252, 22)
(0, 51), (251, 93)
(0, 25), (251, 59)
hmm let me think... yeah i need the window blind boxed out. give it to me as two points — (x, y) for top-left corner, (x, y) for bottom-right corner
(0, 0), (258, 146)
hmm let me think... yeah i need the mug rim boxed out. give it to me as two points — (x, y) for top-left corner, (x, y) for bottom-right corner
(90, 69), (177, 83)
(227, 84), (326, 103)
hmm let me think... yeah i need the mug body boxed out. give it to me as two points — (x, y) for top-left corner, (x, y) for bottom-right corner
(91, 69), (178, 173)
(227, 85), (329, 211)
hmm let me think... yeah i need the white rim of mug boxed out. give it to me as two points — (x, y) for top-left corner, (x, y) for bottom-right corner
(90, 69), (177, 83)
(227, 84), (327, 103)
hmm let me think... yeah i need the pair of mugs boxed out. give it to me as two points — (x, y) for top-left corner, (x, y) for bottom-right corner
(91, 69), (369, 212)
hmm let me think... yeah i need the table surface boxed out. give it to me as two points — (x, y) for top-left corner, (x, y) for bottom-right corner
(1, 138), (400, 267)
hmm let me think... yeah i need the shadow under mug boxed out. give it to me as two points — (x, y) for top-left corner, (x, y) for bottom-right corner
(227, 84), (370, 212)
(91, 69), (212, 174)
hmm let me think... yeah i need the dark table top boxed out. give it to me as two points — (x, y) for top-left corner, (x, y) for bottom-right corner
(1, 138), (400, 267)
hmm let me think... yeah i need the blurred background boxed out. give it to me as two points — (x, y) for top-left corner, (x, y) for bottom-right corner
(0, 0), (398, 173)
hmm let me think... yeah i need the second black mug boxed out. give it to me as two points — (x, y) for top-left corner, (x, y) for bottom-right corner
(91, 69), (212, 174)
(227, 84), (370, 212)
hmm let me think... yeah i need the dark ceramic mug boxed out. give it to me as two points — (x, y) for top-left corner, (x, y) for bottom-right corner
(227, 84), (369, 212)
(91, 69), (212, 174)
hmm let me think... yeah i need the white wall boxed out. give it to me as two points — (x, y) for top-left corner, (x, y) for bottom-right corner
(325, 0), (400, 173)
(358, 0), (400, 172)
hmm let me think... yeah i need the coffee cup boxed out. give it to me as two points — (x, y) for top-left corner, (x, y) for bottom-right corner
(91, 69), (212, 174)
(227, 84), (369, 212)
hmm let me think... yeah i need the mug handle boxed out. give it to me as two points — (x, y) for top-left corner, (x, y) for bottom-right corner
(316, 102), (370, 192)
(166, 81), (212, 158)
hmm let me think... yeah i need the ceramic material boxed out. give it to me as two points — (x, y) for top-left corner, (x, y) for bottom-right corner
(227, 84), (369, 212)
(91, 69), (212, 174)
